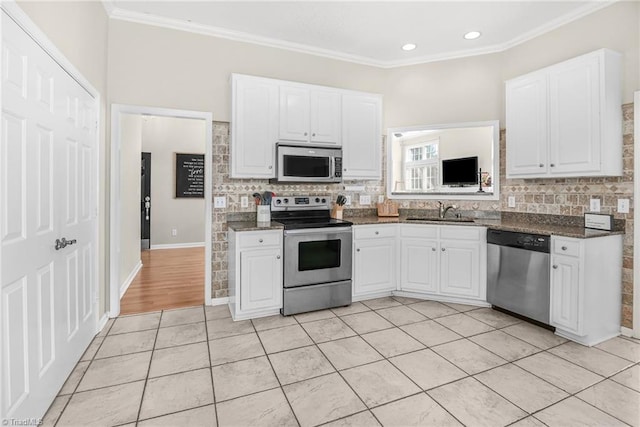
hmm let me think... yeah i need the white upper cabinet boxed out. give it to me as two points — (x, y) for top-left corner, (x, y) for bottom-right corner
(279, 86), (341, 144)
(231, 74), (279, 178)
(342, 94), (382, 180)
(231, 74), (380, 179)
(506, 49), (622, 179)
(310, 90), (342, 144)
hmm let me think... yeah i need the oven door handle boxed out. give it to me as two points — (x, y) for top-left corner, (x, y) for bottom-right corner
(284, 227), (352, 236)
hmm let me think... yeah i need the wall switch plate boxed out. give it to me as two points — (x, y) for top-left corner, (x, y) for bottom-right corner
(359, 195), (371, 205)
(240, 196), (248, 208)
(508, 196), (516, 208)
(171, 228), (177, 236)
(377, 195), (385, 204)
(344, 185), (365, 192)
(590, 198), (601, 213)
(344, 195), (352, 206)
(214, 196), (226, 209)
(618, 198), (630, 214)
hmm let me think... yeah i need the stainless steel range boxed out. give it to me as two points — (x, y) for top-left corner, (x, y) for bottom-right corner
(271, 195), (352, 316)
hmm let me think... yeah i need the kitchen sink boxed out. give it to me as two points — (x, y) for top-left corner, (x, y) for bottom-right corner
(405, 217), (475, 223)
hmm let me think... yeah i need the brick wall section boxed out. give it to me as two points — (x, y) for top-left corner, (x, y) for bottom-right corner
(212, 103), (634, 328)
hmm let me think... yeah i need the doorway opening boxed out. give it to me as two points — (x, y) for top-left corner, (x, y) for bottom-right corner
(110, 105), (213, 317)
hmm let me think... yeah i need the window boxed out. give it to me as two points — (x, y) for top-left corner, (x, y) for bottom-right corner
(403, 140), (439, 191)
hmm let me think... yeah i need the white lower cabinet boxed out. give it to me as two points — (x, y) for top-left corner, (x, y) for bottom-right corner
(228, 229), (283, 320)
(353, 223), (487, 304)
(353, 225), (397, 298)
(550, 235), (622, 345)
(439, 239), (482, 299)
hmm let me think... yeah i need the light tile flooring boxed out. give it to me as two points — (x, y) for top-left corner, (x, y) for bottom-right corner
(44, 298), (640, 427)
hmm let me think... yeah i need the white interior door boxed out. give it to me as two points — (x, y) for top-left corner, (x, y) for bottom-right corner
(1, 11), (98, 420)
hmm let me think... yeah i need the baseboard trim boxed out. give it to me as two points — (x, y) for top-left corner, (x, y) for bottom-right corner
(209, 297), (229, 306)
(621, 326), (635, 338)
(150, 242), (205, 250)
(119, 260), (142, 298)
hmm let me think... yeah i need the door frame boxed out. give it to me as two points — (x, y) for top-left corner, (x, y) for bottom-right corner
(109, 105), (213, 317)
(633, 91), (640, 338)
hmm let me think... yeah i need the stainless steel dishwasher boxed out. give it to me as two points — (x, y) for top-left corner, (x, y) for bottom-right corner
(487, 229), (551, 325)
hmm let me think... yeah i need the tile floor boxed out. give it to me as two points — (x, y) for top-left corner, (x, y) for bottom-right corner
(43, 298), (640, 427)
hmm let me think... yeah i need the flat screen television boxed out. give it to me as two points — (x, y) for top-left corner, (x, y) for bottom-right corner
(442, 156), (478, 186)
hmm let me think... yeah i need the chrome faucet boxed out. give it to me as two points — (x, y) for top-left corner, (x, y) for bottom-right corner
(437, 201), (457, 219)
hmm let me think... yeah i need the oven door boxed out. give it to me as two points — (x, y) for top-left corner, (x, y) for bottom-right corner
(283, 227), (352, 288)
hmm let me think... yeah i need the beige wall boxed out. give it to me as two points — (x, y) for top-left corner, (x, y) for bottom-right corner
(106, 19), (387, 122)
(119, 114), (142, 286)
(141, 116), (206, 246)
(17, 1), (110, 316)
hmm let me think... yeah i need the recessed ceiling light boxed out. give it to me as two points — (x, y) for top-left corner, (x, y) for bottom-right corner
(464, 31), (482, 40)
(402, 43), (417, 51)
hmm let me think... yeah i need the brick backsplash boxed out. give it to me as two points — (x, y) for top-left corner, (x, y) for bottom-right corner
(212, 103), (634, 328)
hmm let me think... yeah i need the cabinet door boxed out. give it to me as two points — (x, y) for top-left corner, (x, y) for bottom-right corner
(353, 237), (396, 296)
(439, 240), (481, 298)
(310, 90), (341, 144)
(239, 248), (282, 312)
(550, 254), (582, 335)
(548, 56), (601, 175)
(279, 86), (310, 142)
(400, 239), (438, 293)
(231, 76), (278, 178)
(506, 74), (548, 177)
(342, 94), (382, 179)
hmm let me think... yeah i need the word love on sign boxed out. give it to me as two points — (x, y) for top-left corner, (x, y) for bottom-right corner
(175, 153), (205, 198)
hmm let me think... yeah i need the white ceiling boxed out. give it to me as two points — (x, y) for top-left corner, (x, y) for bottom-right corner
(105, 1), (614, 68)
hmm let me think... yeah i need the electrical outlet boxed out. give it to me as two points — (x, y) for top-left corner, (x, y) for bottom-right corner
(214, 196), (226, 209)
(344, 195), (352, 206)
(508, 196), (516, 208)
(618, 198), (630, 214)
(590, 198), (601, 213)
(171, 228), (177, 236)
(378, 195), (385, 204)
(359, 195), (371, 205)
(240, 196), (248, 208)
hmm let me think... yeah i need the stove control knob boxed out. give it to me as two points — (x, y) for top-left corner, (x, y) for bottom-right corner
(283, 198), (289, 204)
(276, 199), (282, 205)
(315, 197), (320, 203)
(321, 198), (326, 203)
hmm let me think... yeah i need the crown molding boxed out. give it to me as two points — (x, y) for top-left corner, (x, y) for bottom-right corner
(105, 1), (618, 69)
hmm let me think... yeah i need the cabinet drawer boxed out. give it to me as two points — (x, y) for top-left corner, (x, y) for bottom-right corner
(400, 224), (438, 239)
(553, 238), (580, 257)
(354, 225), (397, 240)
(238, 231), (282, 248)
(440, 226), (482, 241)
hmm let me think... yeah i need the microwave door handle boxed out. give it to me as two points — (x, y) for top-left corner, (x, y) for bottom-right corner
(330, 157), (336, 179)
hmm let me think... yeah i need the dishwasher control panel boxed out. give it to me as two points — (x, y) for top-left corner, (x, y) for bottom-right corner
(487, 229), (550, 253)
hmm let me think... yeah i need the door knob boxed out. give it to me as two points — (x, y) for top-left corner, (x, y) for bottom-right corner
(55, 237), (77, 250)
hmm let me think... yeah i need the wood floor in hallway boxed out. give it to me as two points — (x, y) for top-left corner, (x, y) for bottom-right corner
(120, 247), (205, 315)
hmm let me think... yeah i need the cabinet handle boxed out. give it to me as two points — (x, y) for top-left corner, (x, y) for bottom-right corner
(550, 163), (555, 167)
(312, 133), (316, 136)
(553, 265), (558, 269)
(268, 165), (273, 169)
(304, 132), (308, 136)
(343, 168), (347, 172)
(375, 231), (379, 235)
(356, 248), (360, 252)
(539, 164), (544, 167)
(432, 247), (436, 252)
(441, 247), (446, 251)
(276, 255), (281, 259)
(259, 239), (263, 243)
(561, 246), (567, 251)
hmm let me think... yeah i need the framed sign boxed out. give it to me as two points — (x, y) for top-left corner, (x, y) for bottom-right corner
(175, 153), (205, 198)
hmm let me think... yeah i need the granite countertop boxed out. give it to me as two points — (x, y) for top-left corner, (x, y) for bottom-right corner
(227, 221), (284, 232)
(346, 215), (624, 239)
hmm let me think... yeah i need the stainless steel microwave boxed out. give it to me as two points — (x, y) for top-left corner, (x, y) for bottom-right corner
(273, 143), (343, 183)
